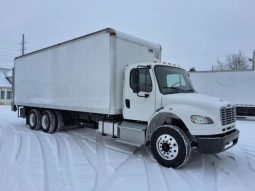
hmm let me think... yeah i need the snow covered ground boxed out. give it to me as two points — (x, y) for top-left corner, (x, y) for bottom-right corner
(0, 105), (255, 191)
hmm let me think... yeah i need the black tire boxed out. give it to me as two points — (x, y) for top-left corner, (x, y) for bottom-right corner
(53, 110), (64, 132)
(151, 125), (191, 168)
(28, 109), (41, 130)
(41, 110), (56, 133)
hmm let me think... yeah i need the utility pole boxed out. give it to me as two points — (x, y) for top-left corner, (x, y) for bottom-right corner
(253, 50), (255, 70)
(249, 50), (255, 70)
(20, 34), (26, 56)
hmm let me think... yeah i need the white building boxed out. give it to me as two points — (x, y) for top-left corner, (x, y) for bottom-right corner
(0, 68), (12, 105)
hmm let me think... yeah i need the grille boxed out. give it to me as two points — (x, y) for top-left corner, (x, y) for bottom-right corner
(221, 107), (236, 125)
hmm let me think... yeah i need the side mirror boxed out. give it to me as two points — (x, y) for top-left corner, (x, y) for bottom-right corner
(131, 68), (140, 93)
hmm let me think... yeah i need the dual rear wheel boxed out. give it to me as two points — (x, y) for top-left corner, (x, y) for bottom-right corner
(28, 108), (64, 133)
(41, 110), (56, 133)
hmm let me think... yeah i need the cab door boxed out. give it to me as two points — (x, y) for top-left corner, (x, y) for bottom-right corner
(123, 66), (156, 121)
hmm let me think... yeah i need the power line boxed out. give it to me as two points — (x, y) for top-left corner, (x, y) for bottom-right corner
(0, 34), (21, 42)
(0, 43), (19, 49)
(0, 47), (19, 52)
(0, 54), (17, 58)
(0, 42), (19, 47)
(0, 54), (16, 57)
(0, 58), (13, 61)
(0, 39), (19, 45)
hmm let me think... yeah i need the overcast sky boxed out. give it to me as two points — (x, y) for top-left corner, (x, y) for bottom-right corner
(0, 0), (254, 70)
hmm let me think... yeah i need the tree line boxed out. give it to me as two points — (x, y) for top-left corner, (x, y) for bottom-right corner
(189, 50), (253, 72)
(215, 51), (250, 70)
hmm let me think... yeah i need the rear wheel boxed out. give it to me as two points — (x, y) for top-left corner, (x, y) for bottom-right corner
(41, 110), (56, 133)
(151, 125), (191, 168)
(28, 109), (41, 130)
(53, 110), (64, 132)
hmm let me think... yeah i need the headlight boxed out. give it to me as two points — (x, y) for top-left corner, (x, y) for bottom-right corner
(190, 115), (214, 124)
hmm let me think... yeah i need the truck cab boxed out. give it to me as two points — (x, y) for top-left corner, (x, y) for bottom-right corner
(121, 62), (239, 168)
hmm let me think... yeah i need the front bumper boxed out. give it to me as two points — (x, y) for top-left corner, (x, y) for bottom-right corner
(195, 129), (239, 154)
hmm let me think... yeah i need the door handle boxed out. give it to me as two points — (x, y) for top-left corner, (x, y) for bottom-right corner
(125, 99), (130, 108)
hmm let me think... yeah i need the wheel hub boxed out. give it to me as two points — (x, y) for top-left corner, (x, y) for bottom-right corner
(156, 134), (179, 160)
(162, 143), (171, 152)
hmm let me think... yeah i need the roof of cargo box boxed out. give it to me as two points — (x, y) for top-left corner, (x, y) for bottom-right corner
(15, 28), (162, 60)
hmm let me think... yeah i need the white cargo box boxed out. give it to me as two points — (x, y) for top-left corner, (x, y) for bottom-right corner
(14, 28), (161, 115)
(190, 70), (255, 107)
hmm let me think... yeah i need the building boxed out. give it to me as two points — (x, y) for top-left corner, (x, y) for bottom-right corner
(0, 68), (12, 105)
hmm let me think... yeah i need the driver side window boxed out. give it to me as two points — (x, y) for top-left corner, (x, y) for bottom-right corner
(130, 68), (152, 92)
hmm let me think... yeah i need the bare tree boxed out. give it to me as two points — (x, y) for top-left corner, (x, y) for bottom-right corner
(215, 51), (250, 70)
(216, 58), (227, 70)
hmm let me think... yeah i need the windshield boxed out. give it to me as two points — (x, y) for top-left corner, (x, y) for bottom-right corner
(154, 65), (195, 94)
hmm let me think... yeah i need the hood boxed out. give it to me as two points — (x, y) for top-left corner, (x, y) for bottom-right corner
(160, 93), (235, 135)
(161, 92), (232, 111)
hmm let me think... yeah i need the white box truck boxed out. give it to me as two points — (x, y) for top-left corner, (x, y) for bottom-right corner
(12, 28), (239, 168)
(190, 70), (255, 117)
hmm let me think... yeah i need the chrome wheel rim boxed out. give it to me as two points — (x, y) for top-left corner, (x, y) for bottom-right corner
(156, 134), (179, 160)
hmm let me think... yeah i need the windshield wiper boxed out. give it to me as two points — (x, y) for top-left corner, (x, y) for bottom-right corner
(163, 87), (195, 93)
(184, 89), (195, 92)
(163, 86), (185, 93)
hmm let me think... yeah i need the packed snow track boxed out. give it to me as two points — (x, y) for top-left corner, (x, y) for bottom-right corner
(0, 106), (254, 191)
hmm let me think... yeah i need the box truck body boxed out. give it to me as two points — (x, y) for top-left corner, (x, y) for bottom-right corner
(14, 29), (161, 115)
(190, 70), (255, 116)
(13, 28), (239, 168)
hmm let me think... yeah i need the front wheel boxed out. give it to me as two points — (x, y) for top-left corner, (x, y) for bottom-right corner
(151, 125), (191, 168)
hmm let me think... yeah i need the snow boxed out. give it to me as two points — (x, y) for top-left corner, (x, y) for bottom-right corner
(0, 105), (255, 191)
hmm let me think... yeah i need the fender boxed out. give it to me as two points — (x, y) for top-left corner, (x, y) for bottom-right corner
(146, 111), (190, 142)
(146, 103), (216, 142)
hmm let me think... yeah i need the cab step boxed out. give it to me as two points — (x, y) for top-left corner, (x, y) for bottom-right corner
(117, 121), (147, 147)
